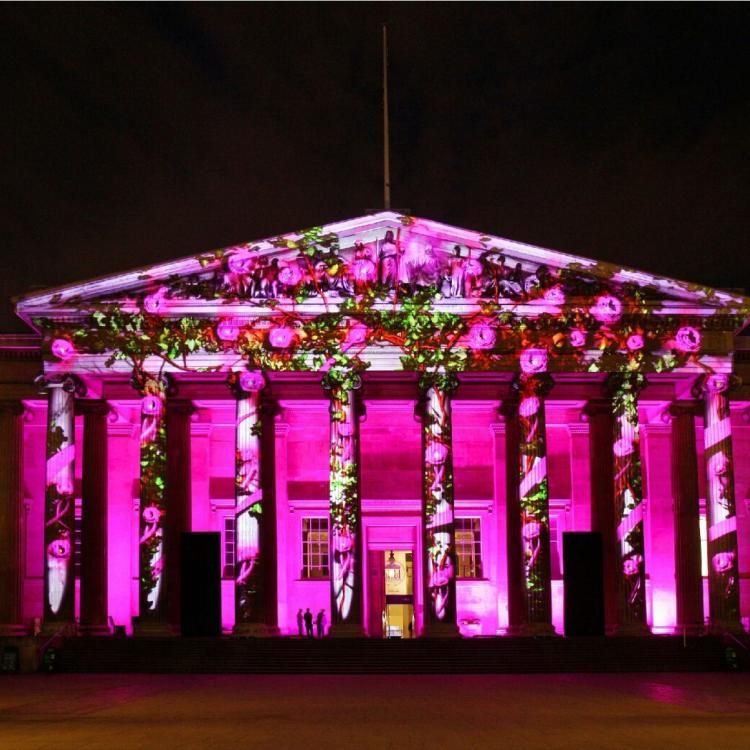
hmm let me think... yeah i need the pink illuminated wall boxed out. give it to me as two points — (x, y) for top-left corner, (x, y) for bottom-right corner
(15, 391), (750, 636)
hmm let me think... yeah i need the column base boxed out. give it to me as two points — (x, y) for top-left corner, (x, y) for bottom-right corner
(78, 623), (113, 637)
(40, 621), (76, 639)
(506, 622), (557, 637)
(132, 619), (176, 637)
(674, 623), (706, 637)
(422, 622), (461, 638)
(232, 623), (281, 638)
(0, 624), (29, 637)
(328, 623), (365, 638)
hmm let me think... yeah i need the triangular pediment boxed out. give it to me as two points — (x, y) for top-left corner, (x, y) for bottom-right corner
(16, 211), (750, 324)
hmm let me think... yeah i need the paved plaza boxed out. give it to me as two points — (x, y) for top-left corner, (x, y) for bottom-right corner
(1, 672), (749, 749)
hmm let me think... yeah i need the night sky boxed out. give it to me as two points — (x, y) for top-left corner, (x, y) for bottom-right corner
(2, 3), (749, 332)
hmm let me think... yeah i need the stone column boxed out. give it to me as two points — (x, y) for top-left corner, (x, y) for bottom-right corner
(609, 373), (649, 634)
(165, 398), (194, 634)
(78, 400), (110, 636)
(133, 376), (168, 633)
(0, 401), (26, 635)
(697, 374), (741, 632)
(325, 375), (364, 636)
(583, 399), (618, 633)
(669, 401), (704, 634)
(500, 398), (525, 635)
(419, 374), (459, 637)
(42, 374), (84, 630)
(231, 371), (278, 635)
(515, 373), (555, 634)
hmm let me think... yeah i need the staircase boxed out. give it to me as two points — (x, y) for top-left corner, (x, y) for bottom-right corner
(54, 635), (729, 674)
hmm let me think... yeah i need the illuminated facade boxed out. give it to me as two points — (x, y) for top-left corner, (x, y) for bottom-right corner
(1, 211), (749, 637)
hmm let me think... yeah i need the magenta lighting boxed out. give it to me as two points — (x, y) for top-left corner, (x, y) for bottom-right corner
(520, 348), (548, 374)
(217, 319), (241, 342)
(466, 322), (496, 350)
(268, 326), (294, 348)
(143, 287), (167, 315)
(141, 394), (163, 415)
(675, 326), (701, 353)
(238, 370), (264, 393)
(590, 293), (623, 324)
(7, 211), (749, 640)
(50, 338), (75, 360)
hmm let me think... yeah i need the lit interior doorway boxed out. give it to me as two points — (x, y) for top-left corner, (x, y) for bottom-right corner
(370, 550), (414, 638)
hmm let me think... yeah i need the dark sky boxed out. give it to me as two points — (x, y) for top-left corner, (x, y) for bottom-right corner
(2, 3), (749, 331)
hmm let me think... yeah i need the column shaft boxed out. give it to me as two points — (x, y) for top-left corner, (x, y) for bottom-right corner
(516, 375), (554, 633)
(670, 401), (704, 633)
(0, 401), (26, 635)
(610, 374), (648, 633)
(43, 380), (78, 627)
(420, 378), (459, 636)
(79, 400), (110, 635)
(701, 375), (741, 631)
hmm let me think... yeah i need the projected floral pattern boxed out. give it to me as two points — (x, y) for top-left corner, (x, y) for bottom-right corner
(516, 373), (553, 626)
(421, 373), (457, 624)
(700, 373), (740, 626)
(43, 377), (78, 620)
(326, 372), (362, 624)
(137, 374), (167, 617)
(231, 370), (265, 625)
(611, 373), (646, 626)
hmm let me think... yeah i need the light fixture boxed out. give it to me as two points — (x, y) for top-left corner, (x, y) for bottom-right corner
(385, 551), (401, 581)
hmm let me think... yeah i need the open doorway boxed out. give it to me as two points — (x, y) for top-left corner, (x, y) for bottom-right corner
(368, 550), (415, 638)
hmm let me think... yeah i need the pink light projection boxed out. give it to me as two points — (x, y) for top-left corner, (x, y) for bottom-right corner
(520, 348), (548, 375)
(590, 294), (623, 324)
(50, 338), (75, 360)
(268, 326), (294, 349)
(44, 380), (76, 620)
(422, 380), (457, 626)
(675, 326), (701, 353)
(700, 373), (740, 627)
(143, 287), (167, 315)
(217, 319), (241, 342)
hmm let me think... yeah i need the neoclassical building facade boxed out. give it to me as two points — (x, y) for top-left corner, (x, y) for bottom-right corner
(1, 212), (749, 638)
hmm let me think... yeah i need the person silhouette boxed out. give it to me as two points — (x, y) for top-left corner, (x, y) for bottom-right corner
(304, 608), (314, 638)
(296, 608), (304, 637)
(316, 609), (326, 638)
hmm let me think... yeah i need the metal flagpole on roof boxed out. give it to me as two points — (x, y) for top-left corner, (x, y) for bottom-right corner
(383, 23), (391, 211)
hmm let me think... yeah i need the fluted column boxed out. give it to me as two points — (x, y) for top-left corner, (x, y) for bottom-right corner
(669, 401), (704, 634)
(419, 374), (459, 637)
(0, 401), (26, 635)
(325, 375), (364, 636)
(78, 400), (110, 635)
(697, 374), (741, 632)
(609, 373), (649, 634)
(133, 376), (168, 632)
(231, 371), (279, 635)
(515, 374), (554, 633)
(165, 398), (194, 634)
(42, 374), (83, 630)
(583, 399), (618, 633)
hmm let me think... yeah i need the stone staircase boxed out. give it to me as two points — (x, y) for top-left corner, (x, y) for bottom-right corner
(52, 635), (731, 674)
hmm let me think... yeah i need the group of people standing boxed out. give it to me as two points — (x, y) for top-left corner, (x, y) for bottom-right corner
(296, 607), (326, 638)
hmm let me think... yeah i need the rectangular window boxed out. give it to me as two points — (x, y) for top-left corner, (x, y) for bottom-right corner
(699, 511), (708, 578)
(549, 514), (562, 579)
(223, 516), (236, 579)
(455, 517), (483, 579)
(73, 501), (82, 579)
(302, 517), (330, 579)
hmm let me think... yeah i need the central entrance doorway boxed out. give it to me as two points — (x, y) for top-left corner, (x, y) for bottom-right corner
(368, 550), (415, 638)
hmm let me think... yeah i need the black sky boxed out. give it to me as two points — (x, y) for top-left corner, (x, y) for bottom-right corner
(2, 3), (749, 331)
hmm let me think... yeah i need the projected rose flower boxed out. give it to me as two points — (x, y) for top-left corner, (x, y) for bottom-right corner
(143, 288), (167, 315)
(543, 285), (566, 305)
(425, 441), (449, 465)
(47, 538), (71, 559)
(227, 254), (252, 274)
(268, 326), (294, 348)
(569, 329), (587, 348)
(590, 294), (622, 324)
(623, 555), (642, 576)
(466, 322), (496, 350)
(674, 326), (701, 353)
(279, 264), (302, 286)
(344, 322), (369, 346)
(142, 505), (162, 524)
(238, 370), (264, 392)
(141, 394), (163, 416)
(712, 551), (735, 573)
(520, 348), (548, 374)
(50, 338), (75, 360)
(626, 334), (645, 351)
(216, 319), (240, 342)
